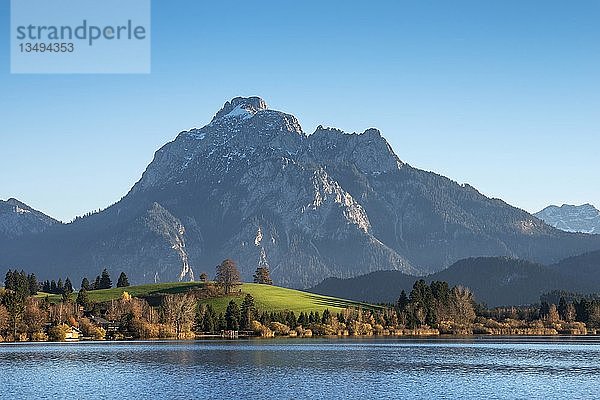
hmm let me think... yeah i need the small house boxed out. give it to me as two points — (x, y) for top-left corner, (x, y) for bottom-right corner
(65, 326), (81, 342)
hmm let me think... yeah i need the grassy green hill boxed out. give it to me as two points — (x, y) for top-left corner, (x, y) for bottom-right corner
(37, 282), (381, 314)
(199, 283), (381, 314)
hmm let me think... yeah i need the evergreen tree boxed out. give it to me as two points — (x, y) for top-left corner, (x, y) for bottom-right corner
(396, 290), (409, 311)
(298, 312), (307, 326)
(76, 288), (90, 309)
(201, 304), (217, 333)
(4, 291), (25, 339)
(117, 272), (130, 288)
(99, 269), (112, 289)
(217, 313), (226, 331)
(57, 279), (64, 294)
(240, 294), (256, 330)
(225, 300), (240, 330)
(253, 266), (273, 285)
(4, 269), (14, 291)
(64, 278), (73, 294)
(287, 311), (297, 328)
(558, 297), (568, 321)
(27, 273), (38, 296)
(81, 278), (90, 291)
(93, 275), (101, 290)
(50, 280), (57, 294)
(42, 280), (50, 293)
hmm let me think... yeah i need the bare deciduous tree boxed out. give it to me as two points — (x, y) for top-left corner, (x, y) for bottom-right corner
(216, 259), (241, 294)
(161, 293), (197, 339)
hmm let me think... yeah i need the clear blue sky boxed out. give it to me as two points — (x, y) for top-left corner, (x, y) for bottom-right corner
(0, 1), (598, 222)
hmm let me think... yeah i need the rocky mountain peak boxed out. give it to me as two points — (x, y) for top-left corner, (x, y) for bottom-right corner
(212, 96), (269, 122)
(535, 203), (600, 234)
(0, 198), (59, 237)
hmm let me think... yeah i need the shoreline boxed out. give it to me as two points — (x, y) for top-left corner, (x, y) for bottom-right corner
(2, 332), (600, 346)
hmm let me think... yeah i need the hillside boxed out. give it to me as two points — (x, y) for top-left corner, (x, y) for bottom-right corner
(0, 198), (60, 238)
(38, 282), (379, 314)
(310, 254), (600, 307)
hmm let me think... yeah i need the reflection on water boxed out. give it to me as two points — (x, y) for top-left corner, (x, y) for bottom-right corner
(2, 337), (600, 399)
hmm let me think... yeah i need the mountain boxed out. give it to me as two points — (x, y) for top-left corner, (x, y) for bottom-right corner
(547, 249), (600, 292)
(535, 204), (600, 234)
(2, 97), (600, 288)
(310, 252), (600, 307)
(0, 198), (59, 238)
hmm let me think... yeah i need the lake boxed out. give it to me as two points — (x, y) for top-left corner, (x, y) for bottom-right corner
(1, 337), (599, 399)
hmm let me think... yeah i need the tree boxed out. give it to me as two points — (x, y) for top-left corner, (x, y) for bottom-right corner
(199, 273), (208, 283)
(99, 269), (112, 289)
(161, 294), (197, 339)
(253, 266), (273, 285)
(215, 259), (240, 295)
(81, 278), (90, 291)
(450, 286), (476, 325)
(64, 278), (73, 294)
(200, 304), (217, 333)
(225, 300), (240, 330)
(50, 280), (57, 294)
(76, 289), (91, 310)
(4, 269), (14, 291)
(409, 279), (436, 326)
(93, 275), (101, 290)
(0, 304), (8, 337)
(396, 290), (409, 311)
(240, 294), (256, 330)
(117, 272), (130, 288)
(57, 279), (64, 294)
(4, 291), (25, 340)
(27, 274), (38, 296)
(547, 303), (560, 323)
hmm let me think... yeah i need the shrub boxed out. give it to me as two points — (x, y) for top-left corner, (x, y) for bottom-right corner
(251, 320), (274, 337)
(269, 322), (290, 335)
(48, 324), (70, 342)
(31, 332), (48, 341)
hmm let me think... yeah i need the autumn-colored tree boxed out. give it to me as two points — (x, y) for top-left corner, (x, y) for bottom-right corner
(23, 298), (47, 338)
(253, 267), (273, 285)
(161, 294), (197, 339)
(215, 259), (241, 295)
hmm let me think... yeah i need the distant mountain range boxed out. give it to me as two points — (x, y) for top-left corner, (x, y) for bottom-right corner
(535, 204), (600, 234)
(2, 97), (600, 288)
(309, 251), (600, 307)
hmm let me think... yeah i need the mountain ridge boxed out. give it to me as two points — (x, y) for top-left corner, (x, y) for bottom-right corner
(0, 198), (60, 238)
(309, 252), (600, 307)
(535, 204), (600, 234)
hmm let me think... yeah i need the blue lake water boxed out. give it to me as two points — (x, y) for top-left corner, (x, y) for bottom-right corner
(1, 337), (599, 399)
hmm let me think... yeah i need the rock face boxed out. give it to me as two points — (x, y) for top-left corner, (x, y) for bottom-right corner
(0, 198), (59, 238)
(535, 204), (600, 234)
(1, 97), (600, 287)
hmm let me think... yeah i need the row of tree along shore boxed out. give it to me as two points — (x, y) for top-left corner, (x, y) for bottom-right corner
(1, 259), (600, 342)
